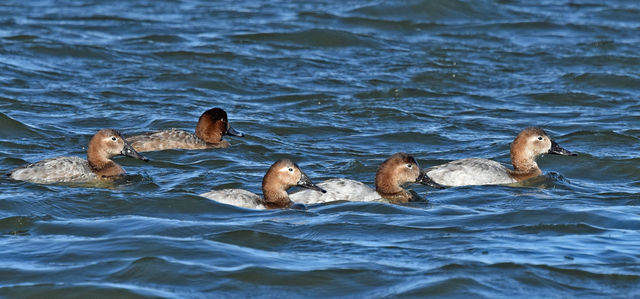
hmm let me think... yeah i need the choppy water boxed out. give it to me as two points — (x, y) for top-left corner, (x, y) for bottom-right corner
(1, 0), (640, 297)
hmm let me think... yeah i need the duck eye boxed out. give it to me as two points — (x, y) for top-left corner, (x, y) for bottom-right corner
(288, 168), (293, 172)
(406, 164), (412, 168)
(111, 137), (117, 141)
(537, 136), (543, 141)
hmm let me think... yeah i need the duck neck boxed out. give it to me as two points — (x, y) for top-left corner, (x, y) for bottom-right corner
(375, 172), (410, 203)
(261, 178), (293, 209)
(262, 198), (292, 209)
(509, 150), (542, 181)
(376, 190), (412, 204)
(87, 147), (124, 178)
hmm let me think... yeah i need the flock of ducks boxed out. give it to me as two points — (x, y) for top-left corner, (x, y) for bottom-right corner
(6, 107), (578, 209)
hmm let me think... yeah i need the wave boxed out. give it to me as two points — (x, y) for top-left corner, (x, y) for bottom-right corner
(0, 112), (42, 139)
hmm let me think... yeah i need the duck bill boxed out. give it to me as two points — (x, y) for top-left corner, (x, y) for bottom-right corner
(226, 126), (245, 137)
(297, 172), (326, 193)
(416, 171), (445, 188)
(121, 141), (149, 162)
(416, 171), (429, 185)
(549, 140), (577, 156)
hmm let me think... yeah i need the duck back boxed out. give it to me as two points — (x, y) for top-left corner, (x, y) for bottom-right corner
(200, 189), (265, 209)
(128, 128), (213, 152)
(9, 156), (98, 184)
(289, 178), (382, 204)
(424, 158), (516, 187)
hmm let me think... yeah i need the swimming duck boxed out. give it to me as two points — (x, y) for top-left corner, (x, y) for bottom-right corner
(200, 158), (326, 209)
(127, 107), (244, 152)
(8, 129), (148, 184)
(420, 127), (577, 187)
(289, 152), (429, 204)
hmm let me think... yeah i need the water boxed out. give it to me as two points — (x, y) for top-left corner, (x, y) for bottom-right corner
(1, 0), (639, 297)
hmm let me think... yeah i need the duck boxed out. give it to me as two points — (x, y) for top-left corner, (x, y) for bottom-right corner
(200, 158), (326, 209)
(8, 129), (148, 184)
(420, 127), (577, 187)
(289, 152), (429, 205)
(127, 107), (244, 152)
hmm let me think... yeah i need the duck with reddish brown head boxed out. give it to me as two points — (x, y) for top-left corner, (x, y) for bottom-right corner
(8, 129), (148, 184)
(420, 127), (577, 187)
(290, 152), (430, 205)
(200, 159), (326, 210)
(127, 107), (244, 152)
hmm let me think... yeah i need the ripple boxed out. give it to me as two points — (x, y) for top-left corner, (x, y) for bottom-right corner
(0, 283), (172, 298)
(233, 29), (381, 48)
(125, 34), (187, 44)
(26, 44), (115, 60)
(2, 34), (38, 41)
(513, 223), (606, 235)
(563, 72), (640, 91)
(0, 215), (36, 236)
(350, 0), (508, 23)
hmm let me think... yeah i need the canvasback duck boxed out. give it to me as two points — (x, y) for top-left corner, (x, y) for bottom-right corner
(127, 107), (244, 152)
(289, 152), (429, 205)
(420, 127), (577, 187)
(200, 159), (326, 209)
(8, 129), (148, 184)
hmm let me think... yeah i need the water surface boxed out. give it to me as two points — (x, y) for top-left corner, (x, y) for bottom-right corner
(1, 0), (639, 297)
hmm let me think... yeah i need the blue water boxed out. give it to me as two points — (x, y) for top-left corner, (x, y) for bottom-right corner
(1, 0), (639, 297)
